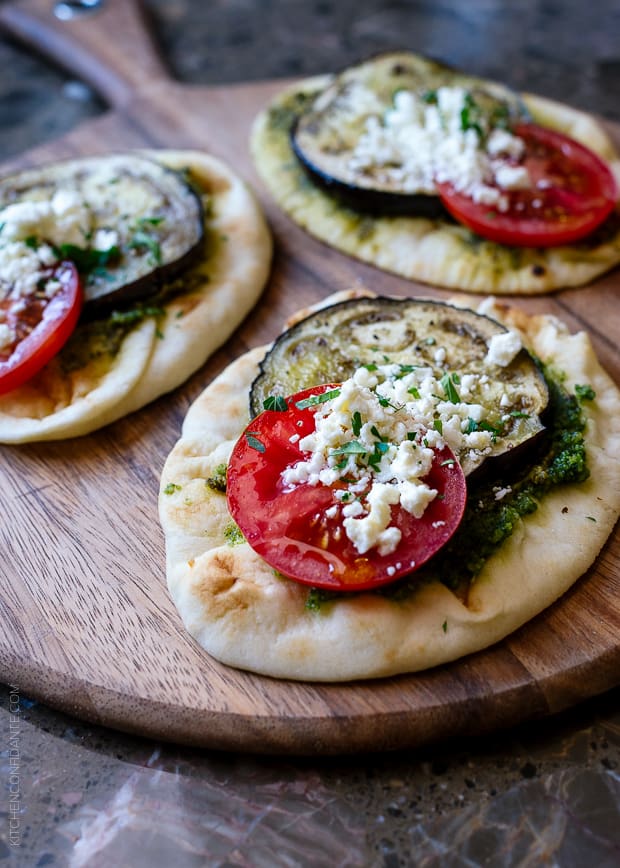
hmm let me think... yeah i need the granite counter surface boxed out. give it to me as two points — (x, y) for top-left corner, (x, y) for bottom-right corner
(1, 1), (619, 865)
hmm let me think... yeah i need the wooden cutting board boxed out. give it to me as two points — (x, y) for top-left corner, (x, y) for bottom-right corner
(0, 0), (618, 755)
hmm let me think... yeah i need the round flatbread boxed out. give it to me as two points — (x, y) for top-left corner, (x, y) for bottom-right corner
(159, 294), (620, 681)
(251, 56), (620, 294)
(0, 150), (272, 443)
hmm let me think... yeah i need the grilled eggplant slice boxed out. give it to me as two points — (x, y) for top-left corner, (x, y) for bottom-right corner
(250, 296), (548, 476)
(0, 154), (204, 313)
(291, 51), (526, 216)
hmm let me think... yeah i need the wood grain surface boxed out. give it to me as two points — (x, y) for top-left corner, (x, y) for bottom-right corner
(0, 0), (618, 755)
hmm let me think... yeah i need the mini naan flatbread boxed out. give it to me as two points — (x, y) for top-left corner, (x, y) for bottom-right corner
(251, 53), (620, 294)
(0, 150), (272, 443)
(159, 293), (620, 681)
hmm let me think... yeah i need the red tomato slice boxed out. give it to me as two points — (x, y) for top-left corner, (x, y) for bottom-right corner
(437, 123), (618, 247)
(0, 261), (83, 395)
(227, 384), (467, 592)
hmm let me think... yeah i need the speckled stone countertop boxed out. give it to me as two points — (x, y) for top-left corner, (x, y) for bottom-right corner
(1, 1), (619, 865)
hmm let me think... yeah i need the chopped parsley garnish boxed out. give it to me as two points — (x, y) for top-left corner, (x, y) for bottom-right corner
(55, 242), (120, 274)
(440, 373), (460, 404)
(370, 425), (388, 442)
(136, 216), (165, 227)
(421, 89), (438, 105)
(245, 431), (266, 452)
(460, 92), (484, 139)
(330, 440), (367, 457)
(295, 388), (341, 410)
(263, 395), (288, 412)
(351, 411), (362, 436)
(129, 230), (162, 266)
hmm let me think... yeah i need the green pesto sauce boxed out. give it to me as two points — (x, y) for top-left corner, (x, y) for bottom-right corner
(306, 367), (594, 611)
(59, 302), (165, 373)
(224, 522), (245, 546)
(206, 463), (227, 493)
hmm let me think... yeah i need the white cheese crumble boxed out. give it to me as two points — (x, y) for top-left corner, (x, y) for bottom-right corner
(346, 85), (529, 209)
(485, 329), (523, 367)
(281, 362), (507, 556)
(0, 189), (91, 315)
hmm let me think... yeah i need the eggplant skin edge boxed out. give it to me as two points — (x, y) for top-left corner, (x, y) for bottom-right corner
(290, 117), (448, 219)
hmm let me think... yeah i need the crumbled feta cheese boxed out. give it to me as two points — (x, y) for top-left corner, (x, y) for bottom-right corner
(92, 228), (119, 250)
(281, 345), (538, 556)
(485, 329), (522, 367)
(494, 163), (531, 191)
(0, 187), (90, 304)
(493, 486), (512, 500)
(346, 85), (529, 209)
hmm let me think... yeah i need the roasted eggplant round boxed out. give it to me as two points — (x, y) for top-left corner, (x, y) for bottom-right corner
(0, 154), (204, 313)
(291, 51), (528, 217)
(250, 296), (549, 477)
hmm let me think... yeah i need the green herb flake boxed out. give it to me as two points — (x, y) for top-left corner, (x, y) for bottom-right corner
(330, 441), (367, 457)
(442, 620), (448, 633)
(263, 395), (288, 412)
(56, 242), (120, 274)
(129, 230), (162, 266)
(408, 386), (421, 400)
(440, 373), (460, 404)
(224, 522), (245, 546)
(351, 411), (362, 437)
(433, 419), (443, 435)
(575, 384), (596, 402)
(422, 89), (438, 105)
(586, 515), (597, 522)
(295, 388), (341, 410)
(370, 424), (388, 442)
(245, 431), (266, 453)
(24, 235), (39, 250)
(163, 482), (182, 495)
